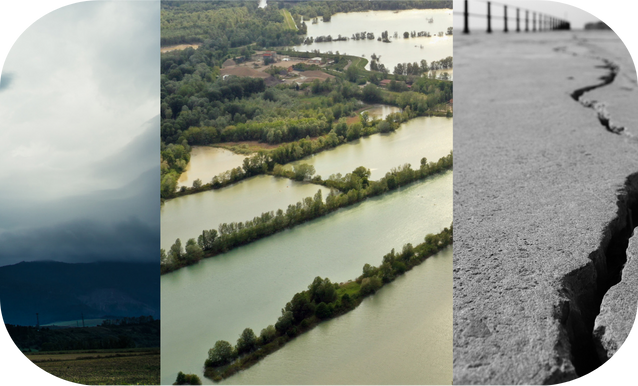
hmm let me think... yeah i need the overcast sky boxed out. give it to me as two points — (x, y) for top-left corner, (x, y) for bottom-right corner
(0, 1), (159, 266)
(453, 0), (603, 31)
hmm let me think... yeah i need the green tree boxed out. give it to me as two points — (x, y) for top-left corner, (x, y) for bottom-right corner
(192, 178), (202, 189)
(260, 325), (277, 344)
(207, 340), (235, 367)
(275, 311), (294, 333)
(287, 292), (315, 322)
(292, 163), (316, 181)
(170, 239), (183, 261)
(236, 328), (257, 355)
(360, 276), (382, 295)
(315, 302), (332, 319)
(185, 238), (204, 263)
(361, 83), (382, 103)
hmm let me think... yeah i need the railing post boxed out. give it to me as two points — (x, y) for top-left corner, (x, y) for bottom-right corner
(533, 12), (536, 32)
(525, 10), (529, 32)
(463, 0), (469, 34)
(504, 5), (508, 32)
(487, 2), (492, 33)
(516, 8), (520, 32)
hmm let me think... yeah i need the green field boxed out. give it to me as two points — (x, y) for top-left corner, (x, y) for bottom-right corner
(281, 9), (297, 30)
(28, 348), (160, 385)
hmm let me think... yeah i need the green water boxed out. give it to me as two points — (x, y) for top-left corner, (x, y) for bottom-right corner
(176, 146), (246, 189)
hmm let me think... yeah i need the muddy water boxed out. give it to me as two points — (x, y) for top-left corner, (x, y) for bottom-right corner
(294, 9), (453, 72)
(289, 116), (452, 180)
(161, 175), (330, 250)
(176, 146), (246, 189)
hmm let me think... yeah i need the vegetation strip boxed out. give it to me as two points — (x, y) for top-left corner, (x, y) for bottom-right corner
(198, 225), (452, 381)
(161, 151), (452, 274)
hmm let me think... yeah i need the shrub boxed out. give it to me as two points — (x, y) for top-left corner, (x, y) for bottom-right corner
(315, 302), (332, 319)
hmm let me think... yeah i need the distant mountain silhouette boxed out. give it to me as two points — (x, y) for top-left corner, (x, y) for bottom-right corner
(0, 261), (159, 326)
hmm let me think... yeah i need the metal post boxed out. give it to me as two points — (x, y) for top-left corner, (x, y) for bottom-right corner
(525, 10), (529, 32)
(504, 5), (508, 32)
(463, 0), (469, 34)
(487, 2), (492, 33)
(533, 12), (536, 32)
(516, 8), (520, 32)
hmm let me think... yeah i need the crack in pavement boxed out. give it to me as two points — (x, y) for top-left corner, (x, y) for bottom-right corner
(550, 41), (638, 379)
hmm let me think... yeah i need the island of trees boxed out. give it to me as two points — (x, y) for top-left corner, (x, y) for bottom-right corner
(201, 225), (452, 381)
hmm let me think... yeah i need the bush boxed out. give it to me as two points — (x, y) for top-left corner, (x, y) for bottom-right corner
(174, 371), (202, 385)
(315, 302), (332, 319)
(360, 277), (382, 296)
(206, 340), (235, 367)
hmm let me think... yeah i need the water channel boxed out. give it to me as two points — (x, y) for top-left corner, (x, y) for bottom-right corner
(161, 171), (452, 384)
(294, 9), (453, 76)
(289, 116), (452, 180)
(161, 175), (329, 250)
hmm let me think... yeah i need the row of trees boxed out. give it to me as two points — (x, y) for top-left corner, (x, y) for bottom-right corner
(161, 151), (453, 274)
(392, 56), (453, 76)
(165, 105), (429, 200)
(203, 224), (453, 381)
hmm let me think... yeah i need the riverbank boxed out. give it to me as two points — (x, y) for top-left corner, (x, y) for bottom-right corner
(203, 226), (452, 382)
(453, 30), (638, 383)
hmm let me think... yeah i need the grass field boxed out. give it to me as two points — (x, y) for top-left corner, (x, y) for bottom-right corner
(281, 9), (297, 30)
(27, 348), (160, 385)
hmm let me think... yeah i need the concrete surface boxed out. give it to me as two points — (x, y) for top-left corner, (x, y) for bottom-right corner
(454, 30), (638, 384)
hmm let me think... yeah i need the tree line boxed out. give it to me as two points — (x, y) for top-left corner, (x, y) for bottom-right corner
(203, 224), (453, 381)
(161, 151), (452, 274)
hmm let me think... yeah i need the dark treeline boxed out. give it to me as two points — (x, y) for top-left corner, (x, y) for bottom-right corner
(6, 318), (160, 352)
(284, 0), (452, 20)
(161, 151), (453, 274)
(203, 224), (453, 381)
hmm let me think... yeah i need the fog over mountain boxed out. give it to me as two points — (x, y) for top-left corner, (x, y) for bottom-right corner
(0, 1), (159, 266)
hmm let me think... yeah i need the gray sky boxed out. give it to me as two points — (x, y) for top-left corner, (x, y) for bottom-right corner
(0, 1), (159, 266)
(453, 0), (603, 30)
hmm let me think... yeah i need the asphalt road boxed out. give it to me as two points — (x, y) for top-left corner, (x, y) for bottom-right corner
(453, 30), (638, 384)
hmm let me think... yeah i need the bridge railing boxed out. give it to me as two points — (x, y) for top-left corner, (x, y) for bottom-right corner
(456, 0), (570, 34)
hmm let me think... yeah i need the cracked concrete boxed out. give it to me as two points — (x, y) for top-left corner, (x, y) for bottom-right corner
(454, 31), (638, 384)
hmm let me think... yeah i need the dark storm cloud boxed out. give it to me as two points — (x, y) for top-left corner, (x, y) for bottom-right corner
(0, 216), (158, 266)
(0, 73), (14, 91)
(91, 115), (160, 184)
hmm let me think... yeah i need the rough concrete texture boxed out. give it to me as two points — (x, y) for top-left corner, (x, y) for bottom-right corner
(594, 231), (638, 360)
(454, 31), (638, 384)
